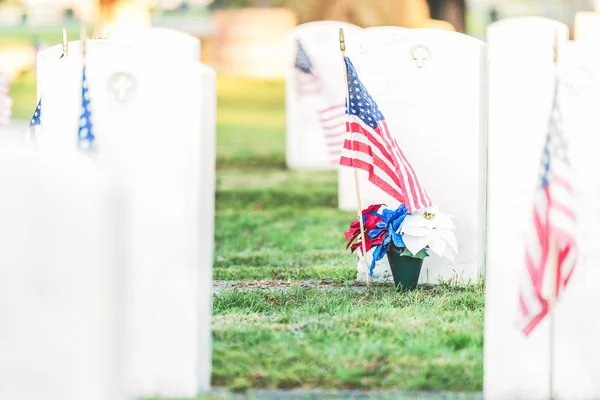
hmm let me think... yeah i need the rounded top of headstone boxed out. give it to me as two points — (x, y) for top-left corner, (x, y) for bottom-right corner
(38, 39), (129, 60)
(290, 20), (362, 36)
(109, 27), (200, 61)
(487, 17), (569, 46)
(358, 27), (486, 58)
(110, 26), (199, 45)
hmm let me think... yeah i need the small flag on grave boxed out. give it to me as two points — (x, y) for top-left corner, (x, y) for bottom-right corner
(339, 56), (432, 213)
(294, 39), (322, 95)
(25, 53), (65, 143)
(0, 72), (12, 126)
(77, 66), (95, 151)
(518, 80), (577, 336)
(295, 39), (347, 164)
(319, 102), (346, 164)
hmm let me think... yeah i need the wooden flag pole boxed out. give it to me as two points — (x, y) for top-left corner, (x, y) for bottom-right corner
(80, 24), (87, 59)
(339, 28), (370, 288)
(62, 28), (69, 57)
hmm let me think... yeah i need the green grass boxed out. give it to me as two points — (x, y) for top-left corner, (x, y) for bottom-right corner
(212, 77), (484, 393)
(7, 53), (484, 393)
(212, 285), (484, 392)
(9, 68), (36, 120)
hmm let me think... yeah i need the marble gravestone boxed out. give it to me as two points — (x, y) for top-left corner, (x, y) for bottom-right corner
(343, 28), (488, 285)
(109, 26), (201, 61)
(35, 39), (130, 144)
(285, 21), (362, 170)
(484, 40), (600, 399)
(0, 139), (124, 400)
(40, 46), (212, 398)
(96, 31), (217, 330)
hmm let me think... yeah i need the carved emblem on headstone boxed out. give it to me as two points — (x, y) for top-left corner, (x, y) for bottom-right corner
(409, 45), (431, 68)
(107, 72), (137, 103)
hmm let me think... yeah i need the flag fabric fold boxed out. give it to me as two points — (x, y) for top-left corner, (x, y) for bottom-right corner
(339, 56), (432, 213)
(518, 79), (577, 336)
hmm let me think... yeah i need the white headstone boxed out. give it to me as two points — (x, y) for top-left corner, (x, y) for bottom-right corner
(109, 27), (201, 61)
(285, 21), (362, 170)
(344, 28), (487, 284)
(40, 47), (212, 398)
(0, 139), (124, 400)
(36, 39), (130, 103)
(90, 33), (216, 308)
(484, 40), (600, 399)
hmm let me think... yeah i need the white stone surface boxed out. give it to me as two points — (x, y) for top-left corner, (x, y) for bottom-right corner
(92, 31), (216, 310)
(574, 11), (600, 42)
(109, 26), (201, 61)
(346, 28), (487, 284)
(0, 139), (124, 400)
(285, 21), (362, 170)
(487, 16), (569, 47)
(484, 40), (600, 399)
(36, 39), (129, 106)
(40, 47), (212, 398)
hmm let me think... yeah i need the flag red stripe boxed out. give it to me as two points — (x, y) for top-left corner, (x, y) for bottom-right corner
(550, 201), (576, 220)
(343, 139), (404, 189)
(325, 130), (345, 137)
(347, 121), (394, 165)
(320, 113), (345, 122)
(323, 122), (345, 130)
(378, 121), (418, 210)
(339, 156), (404, 201)
(381, 121), (431, 210)
(522, 302), (548, 336)
(553, 175), (572, 190)
(319, 104), (345, 114)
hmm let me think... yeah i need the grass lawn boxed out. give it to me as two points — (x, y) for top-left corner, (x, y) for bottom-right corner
(215, 76), (485, 393)
(10, 70), (484, 395)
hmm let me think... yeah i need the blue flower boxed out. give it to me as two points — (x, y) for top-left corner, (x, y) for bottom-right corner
(366, 204), (409, 276)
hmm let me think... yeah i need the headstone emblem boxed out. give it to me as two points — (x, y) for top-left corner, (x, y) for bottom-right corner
(107, 72), (137, 103)
(409, 45), (431, 68)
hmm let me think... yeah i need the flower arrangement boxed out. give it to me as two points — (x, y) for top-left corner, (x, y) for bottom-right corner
(345, 203), (458, 279)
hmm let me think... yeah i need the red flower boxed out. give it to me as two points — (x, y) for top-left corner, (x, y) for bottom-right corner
(344, 204), (385, 255)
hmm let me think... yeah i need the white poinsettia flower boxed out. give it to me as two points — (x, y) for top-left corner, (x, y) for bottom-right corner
(399, 205), (458, 262)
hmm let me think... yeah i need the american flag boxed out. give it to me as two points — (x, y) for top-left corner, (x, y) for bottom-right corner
(518, 81), (577, 336)
(294, 39), (321, 95)
(26, 53), (64, 143)
(77, 66), (95, 151)
(26, 99), (42, 144)
(319, 103), (346, 164)
(294, 38), (346, 164)
(0, 73), (12, 126)
(339, 56), (432, 212)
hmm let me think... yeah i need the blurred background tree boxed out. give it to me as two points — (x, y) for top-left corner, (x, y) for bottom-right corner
(292, 0), (458, 31)
(94, 0), (463, 34)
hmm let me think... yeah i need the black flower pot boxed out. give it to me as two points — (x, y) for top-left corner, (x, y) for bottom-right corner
(386, 246), (424, 291)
